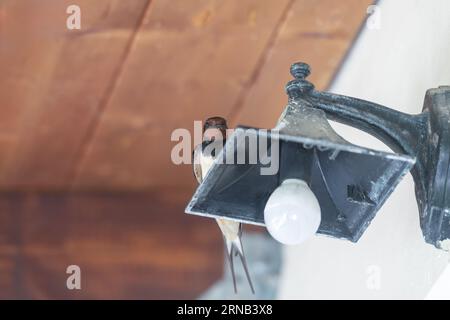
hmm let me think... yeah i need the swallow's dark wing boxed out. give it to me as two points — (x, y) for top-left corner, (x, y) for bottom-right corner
(193, 144), (203, 184)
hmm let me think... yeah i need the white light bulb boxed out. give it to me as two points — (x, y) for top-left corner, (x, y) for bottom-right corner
(264, 179), (321, 245)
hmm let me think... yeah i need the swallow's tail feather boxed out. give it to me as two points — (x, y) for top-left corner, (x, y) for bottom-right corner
(224, 236), (255, 294)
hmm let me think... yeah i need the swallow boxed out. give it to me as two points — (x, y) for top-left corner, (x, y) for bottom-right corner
(193, 116), (255, 294)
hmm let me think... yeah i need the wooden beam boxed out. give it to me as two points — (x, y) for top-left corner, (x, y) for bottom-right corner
(0, 190), (222, 299)
(0, 0), (150, 190)
(231, 0), (372, 129)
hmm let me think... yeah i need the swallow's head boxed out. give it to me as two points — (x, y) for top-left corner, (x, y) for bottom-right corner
(203, 116), (228, 142)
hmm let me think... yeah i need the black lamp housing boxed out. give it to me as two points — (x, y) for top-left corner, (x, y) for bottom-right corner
(186, 62), (450, 250)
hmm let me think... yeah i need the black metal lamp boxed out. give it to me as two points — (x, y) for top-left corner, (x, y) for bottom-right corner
(186, 62), (450, 249)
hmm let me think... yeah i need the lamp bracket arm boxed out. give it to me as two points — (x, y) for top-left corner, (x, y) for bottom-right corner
(303, 90), (428, 158)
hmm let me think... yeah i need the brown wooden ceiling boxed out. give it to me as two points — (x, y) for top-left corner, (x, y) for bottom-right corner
(0, 0), (371, 192)
(0, 0), (372, 299)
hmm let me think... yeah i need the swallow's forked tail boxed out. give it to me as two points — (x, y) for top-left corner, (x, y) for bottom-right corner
(224, 230), (255, 295)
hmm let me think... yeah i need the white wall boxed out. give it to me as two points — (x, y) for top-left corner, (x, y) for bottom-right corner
(278, 0), (450, 299)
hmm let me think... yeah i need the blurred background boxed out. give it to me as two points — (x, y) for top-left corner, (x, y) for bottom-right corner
(0, 0), (372, 298)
